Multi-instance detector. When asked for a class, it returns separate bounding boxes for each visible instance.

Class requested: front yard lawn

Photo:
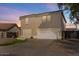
[0,39,26,46]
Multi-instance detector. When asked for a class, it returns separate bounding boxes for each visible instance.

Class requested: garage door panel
[37,29,59,39]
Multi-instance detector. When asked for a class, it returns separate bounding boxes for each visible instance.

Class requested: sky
[0,3,60,27]
[0,3,73,27]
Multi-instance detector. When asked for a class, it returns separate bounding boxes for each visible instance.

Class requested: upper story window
[25,18,29,24]
[42,16,47,22]
[47,15,51,21]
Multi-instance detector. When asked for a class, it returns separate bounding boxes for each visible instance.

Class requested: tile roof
[0,23,18,31]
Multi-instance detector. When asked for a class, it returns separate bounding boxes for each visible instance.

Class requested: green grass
[0,39,26,46]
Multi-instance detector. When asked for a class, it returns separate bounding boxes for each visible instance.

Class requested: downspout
[60,11,66,39]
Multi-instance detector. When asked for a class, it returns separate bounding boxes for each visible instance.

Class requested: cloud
[46,3,59,11]
[0,6,33,27]
[0,4,60,27]
[0,6,33,20]
[0,4,59,21]
[0,19,21,27]
[0,6,31,14]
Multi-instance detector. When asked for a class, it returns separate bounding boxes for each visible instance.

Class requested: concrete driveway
[0,39,79,56]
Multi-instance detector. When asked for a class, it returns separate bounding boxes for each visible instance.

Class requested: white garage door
[36,29,61,39]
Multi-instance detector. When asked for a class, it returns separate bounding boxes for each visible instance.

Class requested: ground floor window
[7,32,18,38]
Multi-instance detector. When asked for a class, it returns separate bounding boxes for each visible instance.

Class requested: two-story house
[20,10,65,39]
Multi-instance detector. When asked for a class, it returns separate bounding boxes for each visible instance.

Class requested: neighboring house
[0,23,19,38]
[63,23,79,39]
[20,10,65,39]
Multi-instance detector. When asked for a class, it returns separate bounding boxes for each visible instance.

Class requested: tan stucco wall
[22,29,31,38]
[51,12,64,29]
[21,12,64,29]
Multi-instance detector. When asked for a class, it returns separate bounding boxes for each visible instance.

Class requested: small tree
[58,3,79,23]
